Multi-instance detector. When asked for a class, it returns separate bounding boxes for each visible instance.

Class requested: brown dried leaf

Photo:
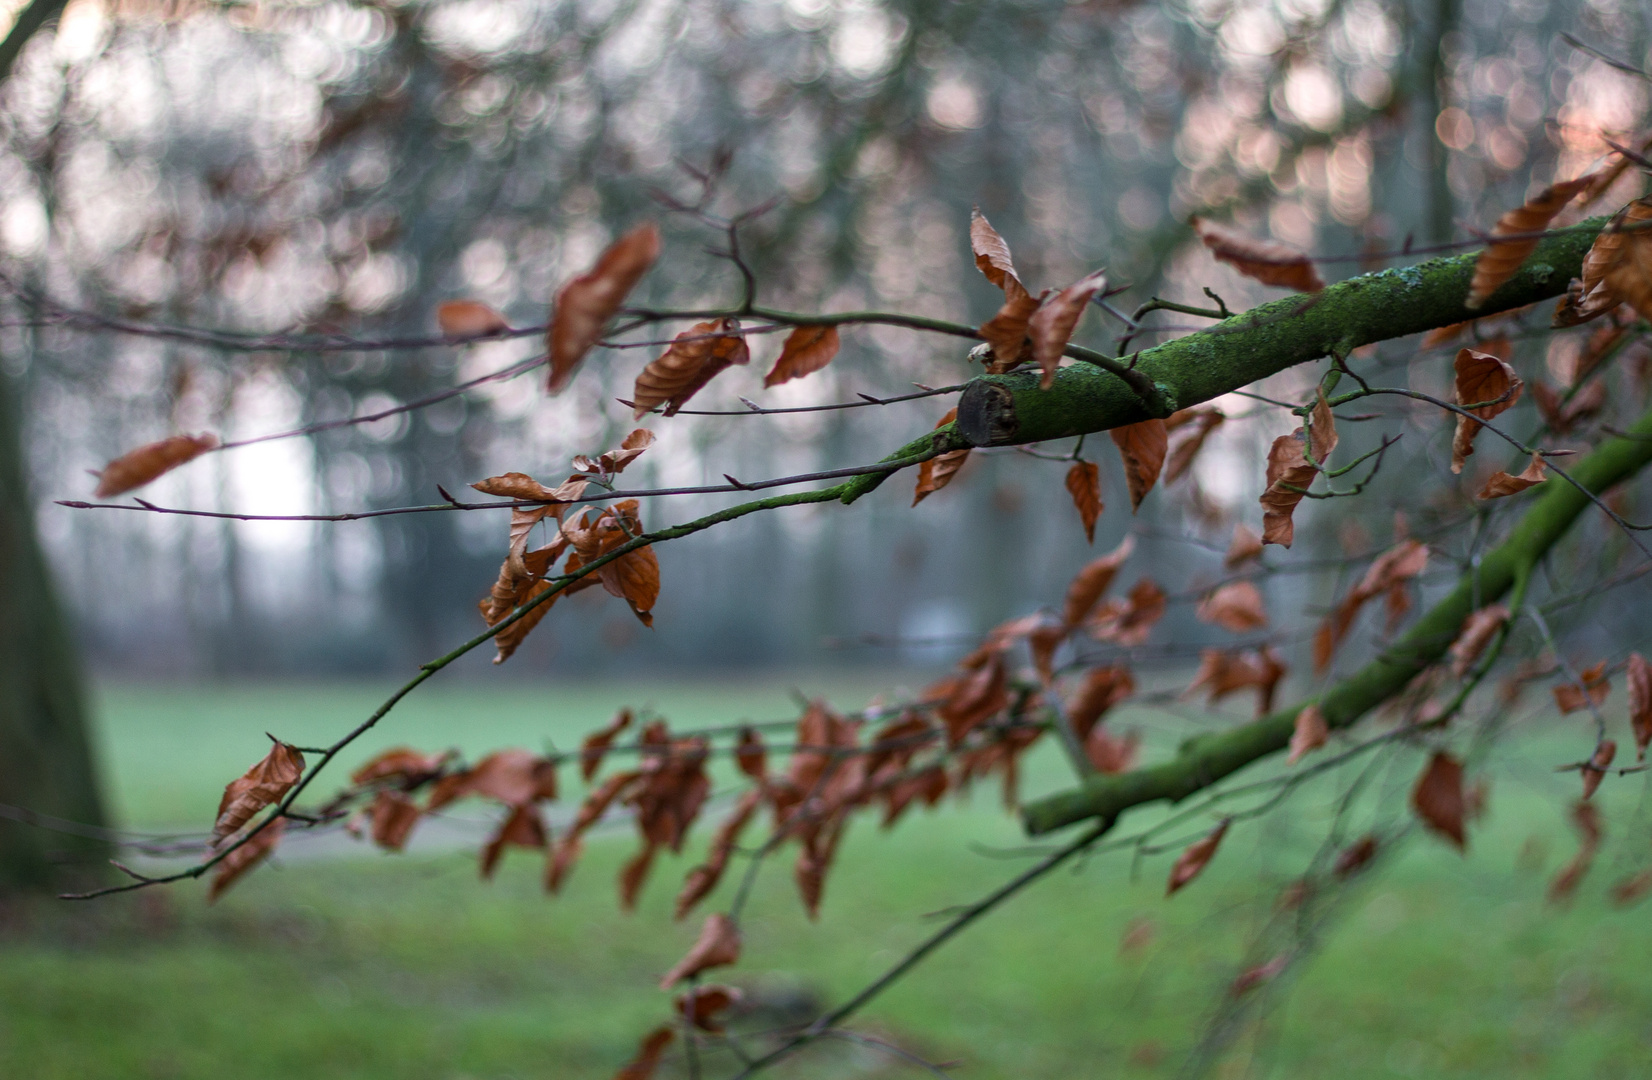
[599,546,661,627]
[1531,379,1606,435]
[208,817,285,902]
[613,1026,675,1080]
[351,747,447,787]
[1448,604,1510,677]
[437,300,510,337]
[1451,348,1524,474]
[1286,704,1329,765]
[676,985,743,1035]
[912,408,971,505]
[1610,869,1652,907]
[632,317,750,418]
[1163,407,1225,484]
[1476,453,1548,499]
[1085,725,1141,774]
[1167,818,1230,895]
[1549,799,1603,904]
[978,278,1042,370]
[548,222,660,392]
[1191,217,1324,292]
[1064,460,1103,543]
[734,727,767,782]
[1111,420,1168,512]
[369,791,421,852]
[1411,751,1467,851]
[675,788,763,920]
[214,741,305,842]
[1553,660,1610,715]
[1581,740,1617,800]
[970,208,1021,291]
[1601,195,1652,323]
[659,912,742,989]
[1333,834,1379,878]
[1224,524,1264,568]
[764,324,840,387]
[1186,647,1287,716]
[94,433,219,498]
[1027,269,1108,389]
[1313,539,1430,671]
[1196,580,1268,633]
[1067,665,1136,740]
[1088,578,1166,647]
[580,709,634,782]
[1465,176,1596,309]
[596,429,656,475]
[1629,652,1652,761]
[1259,429,1318,547]
[480,803,548,879]
[619,841,658,911]
[428,748,557,810]
[1062,535,1135,627]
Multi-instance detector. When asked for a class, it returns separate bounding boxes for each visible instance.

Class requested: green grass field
[2,679,1650,1079]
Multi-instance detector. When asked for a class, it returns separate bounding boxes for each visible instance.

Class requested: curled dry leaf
[1111,419,1168,512]
[613,1026,675,1080]
[764,324,839,387]
[548,222,660,392]
[675,788,763,919]
[1087,578,1166,647]
[1186,646,1287,716]
[1411,751,1467,851]
[1451,348,1524,474]
[351,747,448,787]
[1465,175,1596,309]
[429,748,557,810]
[208,816,285,902]
[970,208,1021,291]
[1163,407,1225,484]
[659,912,742,989]
[1191,217,1324,292]
[632,317,750,418]
[1064,460,1103,543]
[1553,660,1610,715]
[1259,429,1317,547]
[214,741,305,842]
[1313,539,1430,672]
[1333,834,1380,878]
[1477,452,1548,499]
[734,727,767,782]
[1085,725,1140,774]
[1611,868,1652,907]
[676,985,743,1035]
[369,791,421,852]
[619,841,658,910]
[1167,818,1230,895]
[1628,652,1652,761]
[1067,665,1136,740]
[581,709,634,782]
[1286,704,1328,765]
[979,279,1042,370]
[94,433,219,498]
[1062,536,1134,627]
[1027,269,1107,390]
[591,429,656,476]
[480,803,548,879]
[912,408,971,505]
[1601,194,1652,323]
[1224,524,1264,568]
[1549,799,1603,904]
[436,299,510,337]
[1196,580,1267,633]
[1581,740,1617,800]
[1448,604,1510,677]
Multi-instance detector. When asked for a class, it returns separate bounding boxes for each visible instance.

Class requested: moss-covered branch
[1022,402,1652,835]
[956,219,1606,445]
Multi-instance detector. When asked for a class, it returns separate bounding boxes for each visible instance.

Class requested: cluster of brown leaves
[1313,538,1429,672]
[1465,175,1598,309]
[1259,393,1337,547]
[970,210,1106,389]
[471,430,660,662]
[1553,194,1652,328]
[1186,645,1286,717]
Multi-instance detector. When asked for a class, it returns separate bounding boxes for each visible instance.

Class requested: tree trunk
[0,365,108,891]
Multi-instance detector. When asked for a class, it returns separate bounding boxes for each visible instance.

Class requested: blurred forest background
[5,0,1645,680]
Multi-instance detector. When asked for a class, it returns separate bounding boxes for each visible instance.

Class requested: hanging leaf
[676,985,743,1035]
[970,208,1022,291]
[1066,665,1136,740]
[207,817,285,902]
[351,747,448,787]
[1259,429,1317,547]
[593,429,657,475]
[1447,604,1510,677]
[1530,379,1607,435]
[912,408,971,505]
[1476,453,1547,499]
[1230,956,1289,997]
[1087,578,1167,647]
[1163,407,1225,484]
[1411,751,1467,851]
[978,280,1043,371]
[428,748,558,810]
[1195,581,1268,633]
[1027,269,1108,390]
[1062,536,1135,627]
[1549,799,1603,904]
[1064,460,1103,543]
[1224,524,1264,568]
[632,317,750,418]
[480,803,548,879]
[1308,389,1339,465]
[1451,349,1524,474]
[659,912,742,988]
[1286,704,1329,765]
[580,709,634,782]
[1465,175,1596,309]
[675,788,763,919]
[1111,420,1168,512]
[1191,217,1324,292]
[1610,869,1652,907]
[1186,647,1287,716]
[764,324,840,387]
[1167,818,1231,895]
[94,433,219,498]
[1629,653,1652,761]
[369,791,421,852]
[548,222,661,392]
[1580,740,1617,800]
[1553,660,1610,715]
[214,741,305,842]
[1601,194,1652,322]
[1333,834,1380,878]
[1313,539,1430,671]
[734,727,767,782]
[437,300,510,337]
[613,1026,675,1080]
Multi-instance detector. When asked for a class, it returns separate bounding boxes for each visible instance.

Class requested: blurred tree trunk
[0,366,109,890]
[0,0,109,892]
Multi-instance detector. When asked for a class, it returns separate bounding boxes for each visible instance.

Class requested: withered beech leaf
[1313,539,1430,672]
[676,985,743,1035]
[1163,407,1225,484]
[1230,956,1289,997]
[1411,751,1467,851]
[1027,269,1108,390]
[1067,665,1136,741]
[1476,452,1547,499]
[599,545,661,627]
[764,324,840,388]
[1259,429,1317,547]
[619,841,658,911]
[970,208,1021,291]
[437,299,510,337]
[979,279,1042,371]
[470,471,586,503]
[734,726,767,782]
[488,579,558,664]
[428,748,557,810]
[214,741,305,842]
[1601,194,1652,323]
[208,817,285,902]
[659,912,742,989]
[1448,604,1510,677]
[548,222,660,393]
[1451,348,1524,474]
[1087,578,1166,648]
[1581,740,1617,800]
[369,791,421,852]
[1308,390,1339,466]
[613,1026,675,1080]
[1549,799,1603,904]
[581,709,634,782]
[94,433,219,498]
[1224,524,1264,568]
[351,747,448,787]
[480,803,548,879]
[632,317,750,418]
[1064,460,1103,543]
[595,429,656,475]
[675,788,763,920]
[1286,704,1329,765]
[1629,652,1652,761]
[1085,725,1141,774]
[1610,869,1652,907]
[1185,646,1287,716]
[1167,818,1231,895]
[1111,420,1168,512]
[1465,175,1596,309]
[1191,217,1324,292]
[1196,580,1268,633]
[1062,536,1135,627]
[912,408,971,506]
[1333,834,1380,878]
[1553,660,1610,715]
